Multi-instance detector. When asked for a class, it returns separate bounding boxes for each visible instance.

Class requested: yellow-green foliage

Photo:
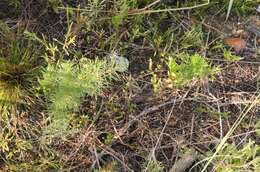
[223,49,242,61]
[167,53,218,86]
[112,0,138,27]
[40,59,117,138]
[210,140,260,171]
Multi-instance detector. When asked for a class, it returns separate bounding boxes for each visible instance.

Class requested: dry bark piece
[224,37,246,53]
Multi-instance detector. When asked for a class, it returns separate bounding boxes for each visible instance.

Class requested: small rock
[109,52,129,72]
[257,5,260,13]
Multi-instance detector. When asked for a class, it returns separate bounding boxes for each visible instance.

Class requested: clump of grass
[180,27,203,49]
[167,53,219,86]
[0,137,33,161]
[112,0,134,28]
[0,22,42,113]
[225,0,257,19]
[0,22,47,171]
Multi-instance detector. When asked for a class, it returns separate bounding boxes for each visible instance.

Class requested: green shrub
[40,59,118,138]
[167,53,218,86]
[209,140,260,172]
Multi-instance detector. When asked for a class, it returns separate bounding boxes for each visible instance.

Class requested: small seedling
[223,49,242,61]
[196,106,230,118]
[167,53,218,87]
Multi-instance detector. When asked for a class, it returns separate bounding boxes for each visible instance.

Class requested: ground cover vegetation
[0,0,260,171]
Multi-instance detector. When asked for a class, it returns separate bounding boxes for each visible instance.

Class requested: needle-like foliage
[40,59,117,138]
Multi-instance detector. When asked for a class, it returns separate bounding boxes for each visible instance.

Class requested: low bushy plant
[167,53,219,86]
[40,59,118,138]
[209,140,260,171]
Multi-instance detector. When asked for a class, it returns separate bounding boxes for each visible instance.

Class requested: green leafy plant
[209,140,260,172]
[40,59,118,138]
[201,94,260,171]
[104,132,114,145]
[149,59,163,92]
[27,22,123,139]
[167,53,218,86]
[223,49,242,61]
[7,0,21,9]
[196,106,230,118]
[212,41,242,61]
[112,0,137,28]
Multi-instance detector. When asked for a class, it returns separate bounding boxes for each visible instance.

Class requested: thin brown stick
[128,0,210,16]
[145,104,175,171]
[128,0,161,15]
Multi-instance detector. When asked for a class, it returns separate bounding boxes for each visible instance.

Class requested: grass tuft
[0,22,42,112]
